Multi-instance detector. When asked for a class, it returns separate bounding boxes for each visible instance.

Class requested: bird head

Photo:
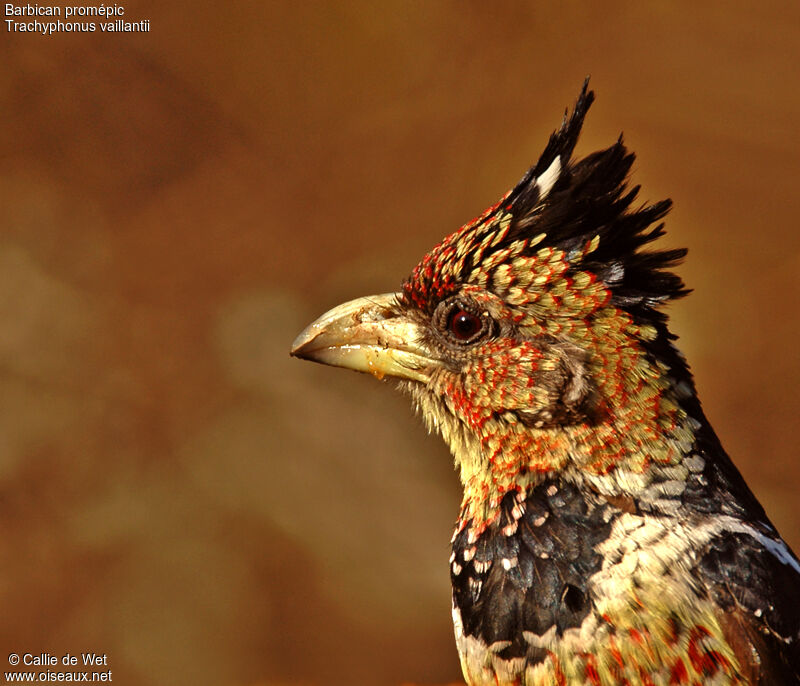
[292,82,699,527]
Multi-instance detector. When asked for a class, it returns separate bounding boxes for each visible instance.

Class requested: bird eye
[449,309,482,340]
[434,300,492,346]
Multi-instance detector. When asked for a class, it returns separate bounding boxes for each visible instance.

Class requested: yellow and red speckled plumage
[406,206,691,537]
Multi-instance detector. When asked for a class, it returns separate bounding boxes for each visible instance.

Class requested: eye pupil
[450,309,481,340]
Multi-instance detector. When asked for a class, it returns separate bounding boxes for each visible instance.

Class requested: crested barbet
[290,82,800,685]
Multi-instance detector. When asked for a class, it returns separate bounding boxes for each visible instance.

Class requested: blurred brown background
[1,2,799,685]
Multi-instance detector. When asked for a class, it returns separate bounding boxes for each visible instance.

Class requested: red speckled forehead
[402,197,509,312]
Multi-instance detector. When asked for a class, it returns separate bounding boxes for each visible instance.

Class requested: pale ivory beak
[290,293,438,383]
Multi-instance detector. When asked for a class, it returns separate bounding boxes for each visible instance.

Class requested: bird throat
[414,340,702,539]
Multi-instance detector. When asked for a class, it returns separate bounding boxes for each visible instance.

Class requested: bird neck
[443,345,703,536]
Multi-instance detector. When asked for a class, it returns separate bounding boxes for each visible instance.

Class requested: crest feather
[500,81,688,312]
[403,81,689,318]
[505,78,595,220]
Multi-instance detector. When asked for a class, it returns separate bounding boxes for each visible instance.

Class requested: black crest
[501,79,688,313]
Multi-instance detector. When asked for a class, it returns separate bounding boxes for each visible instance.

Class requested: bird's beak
[291,293,438,384]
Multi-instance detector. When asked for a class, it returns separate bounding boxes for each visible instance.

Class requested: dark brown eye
[433,298,493,346]
[449,309,482,340]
